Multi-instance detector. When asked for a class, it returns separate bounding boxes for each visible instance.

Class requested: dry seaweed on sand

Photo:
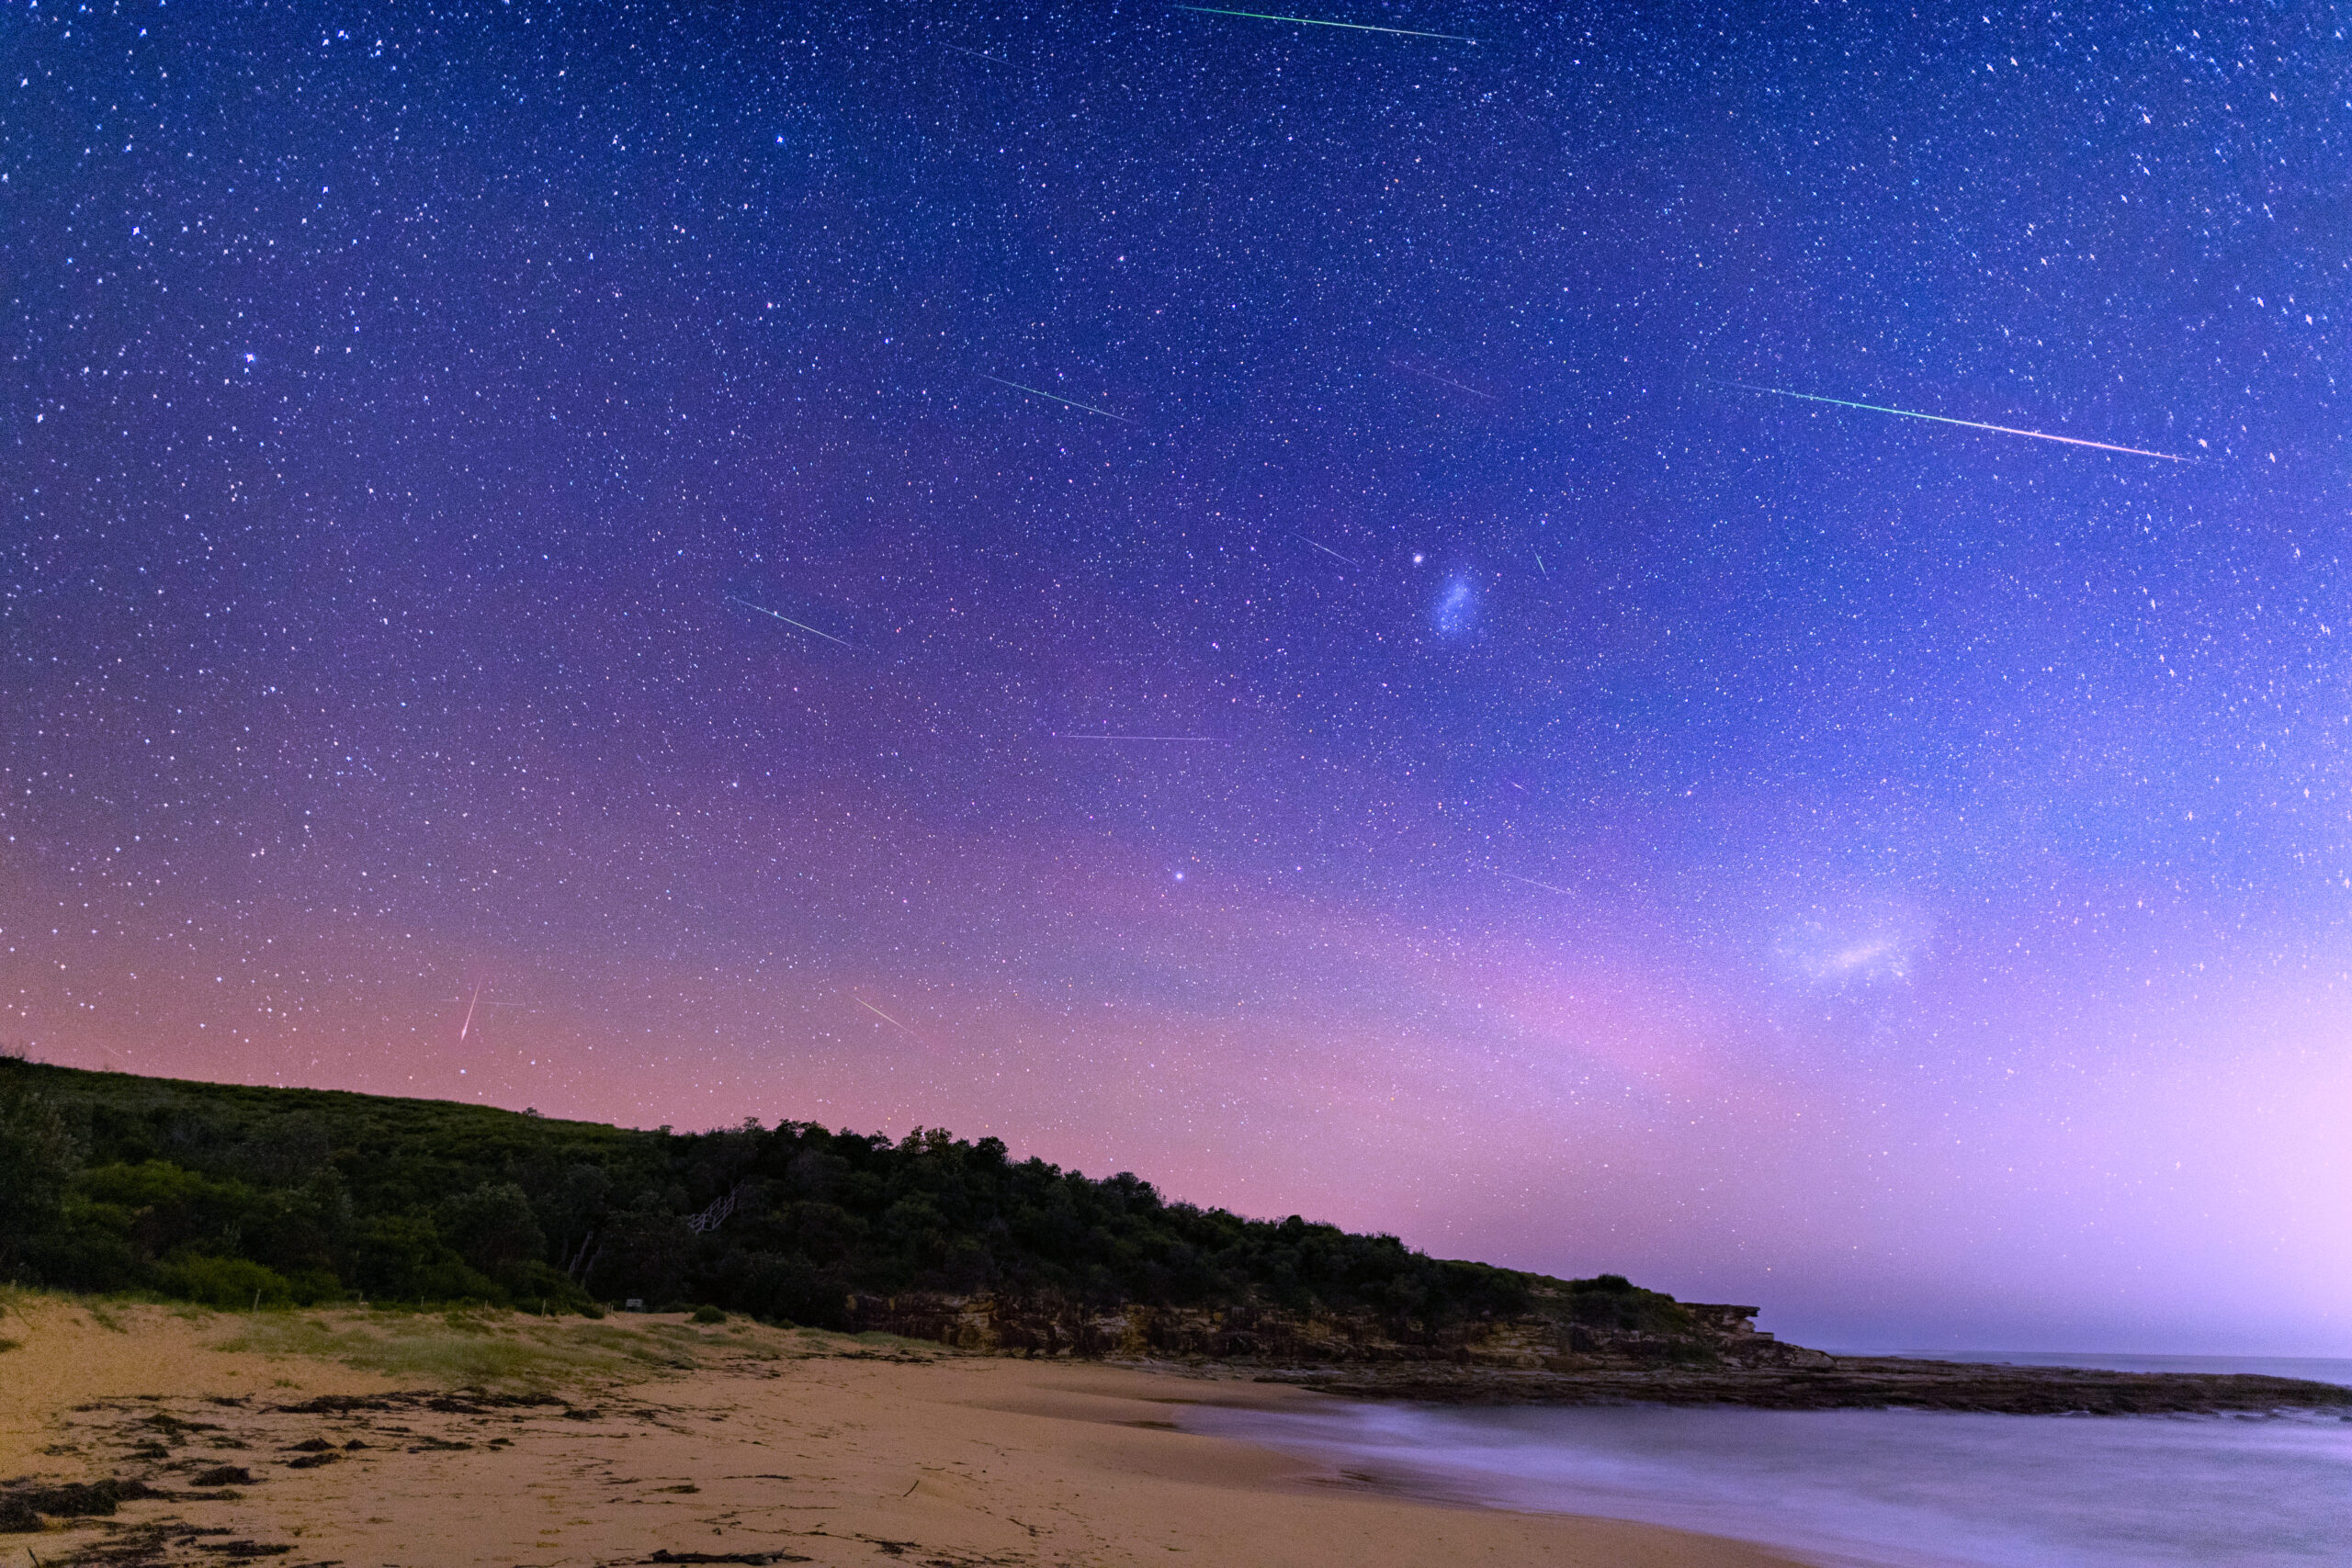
[0,1475,160,1521]
[190,1543,292,1560]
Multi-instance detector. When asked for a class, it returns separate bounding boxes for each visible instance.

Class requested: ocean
[1865,1350,2352,1386]
[1182,1359,2352,1568]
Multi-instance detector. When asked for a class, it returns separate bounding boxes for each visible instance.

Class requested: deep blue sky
[6,1,2348,1352]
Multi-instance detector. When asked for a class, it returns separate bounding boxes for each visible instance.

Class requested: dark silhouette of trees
[0,1059,1647,1335]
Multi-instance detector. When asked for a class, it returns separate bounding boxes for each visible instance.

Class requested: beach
[0,1296,1799,1568]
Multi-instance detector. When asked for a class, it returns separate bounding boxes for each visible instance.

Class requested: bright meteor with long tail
[1725,382,2193,462]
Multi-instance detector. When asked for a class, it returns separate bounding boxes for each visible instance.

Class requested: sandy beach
[0,1295,1803,1568]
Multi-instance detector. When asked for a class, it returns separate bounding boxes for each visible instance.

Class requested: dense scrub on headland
[0,1056,1676,1335]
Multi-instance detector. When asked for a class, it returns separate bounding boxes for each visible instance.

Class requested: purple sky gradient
[6,1,2347,1353]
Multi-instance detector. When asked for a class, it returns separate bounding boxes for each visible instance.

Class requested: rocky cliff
[842,1289,2352,1415]
[843,1282,1833,1372]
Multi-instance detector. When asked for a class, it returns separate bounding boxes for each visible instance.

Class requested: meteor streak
[981,374,1132,422]
[1049,733,1232,743]
[854,996,927,1043]
[458,980,483,1043]
[1495,868,1573,895]
[1394,360,1497,399]
[1174,6,1478,40]
[1295,533,1363,568]
[727,594,854,648]
[1725,382,2192,462]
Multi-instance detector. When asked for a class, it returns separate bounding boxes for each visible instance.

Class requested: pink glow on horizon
[12,838,2348,1358]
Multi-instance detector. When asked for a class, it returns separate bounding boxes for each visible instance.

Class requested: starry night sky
[6,2,2348,1352]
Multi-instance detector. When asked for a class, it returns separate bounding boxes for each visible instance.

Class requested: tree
[0,1067,77,1276]
[442,1181,547,1280]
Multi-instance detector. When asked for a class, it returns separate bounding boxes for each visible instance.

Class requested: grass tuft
[210,1309,790,1390]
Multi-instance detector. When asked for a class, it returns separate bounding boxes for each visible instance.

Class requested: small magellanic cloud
[1433,575,1476,638]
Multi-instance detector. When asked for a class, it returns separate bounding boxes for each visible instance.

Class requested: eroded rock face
[839,1292,1831,1371]
[835,1293,2351,1415]
[1272,1359,2352,1415]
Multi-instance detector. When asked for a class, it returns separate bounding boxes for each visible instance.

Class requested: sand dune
[0,1297,1801,1567]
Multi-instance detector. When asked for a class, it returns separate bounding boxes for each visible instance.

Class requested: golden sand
[0,1296,1802,1567]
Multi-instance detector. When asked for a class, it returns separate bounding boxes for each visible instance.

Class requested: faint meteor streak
[727,594,854,648]
[1049,732,1233,743]
[981,374,1132,422]
[1295,533,1363,568]
[1494,868,1573,895]
[1724,382,2192,462]
[1394,360,1497,399]
[854,996,927,1043]
[1174,6,1478,40]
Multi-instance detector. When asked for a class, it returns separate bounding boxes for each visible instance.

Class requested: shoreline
[1244,1356,2352,1415]
[0,1296,1809,1568]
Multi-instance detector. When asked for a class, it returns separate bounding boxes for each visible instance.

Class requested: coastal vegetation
[0,1057,1671,1336]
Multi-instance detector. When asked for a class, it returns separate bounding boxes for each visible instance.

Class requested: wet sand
[0,1296,1805,1567]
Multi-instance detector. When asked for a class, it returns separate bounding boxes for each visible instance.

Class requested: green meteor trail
[1725,382,2192,462]
[981,373,1132,422]
[1173,5,1477,40]
[726,594,853,648]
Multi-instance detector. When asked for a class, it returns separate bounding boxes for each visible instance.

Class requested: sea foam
[1187,1382,2352,1568]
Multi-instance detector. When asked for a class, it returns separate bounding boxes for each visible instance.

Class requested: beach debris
[193,1542,293,1558]
[0,1476,159,1519]
[644,1554,813,1565]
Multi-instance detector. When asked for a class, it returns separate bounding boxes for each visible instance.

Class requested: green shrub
[442,1181,545,1280]
[351,1214,499,1303]
[79,1159,258,1263]
[0,1069,78,1274]
[156,1253,295,1309]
